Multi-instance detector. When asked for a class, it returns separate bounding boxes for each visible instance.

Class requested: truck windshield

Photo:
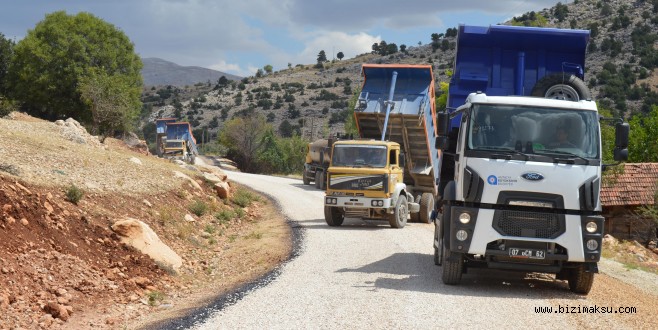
[332,145,387,168]
[165,141,183,148]
[467,104,600,160]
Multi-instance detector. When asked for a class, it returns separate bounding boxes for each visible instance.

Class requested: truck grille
[493,210,565,239]
[329,174,386,191]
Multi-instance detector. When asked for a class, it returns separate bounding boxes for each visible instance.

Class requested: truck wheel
[156,136,163,157]
[314,172,321,189]
[442,247,463,285]
[388,196,408,228]
[319,171,327,190]
[568,265,594,294]
[433,217,443,266]
[530,73,590,101]
[419,193,434,224]
[324,206,344,226]
[303,171,310,185]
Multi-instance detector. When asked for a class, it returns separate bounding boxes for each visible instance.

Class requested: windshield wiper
[535,150,590,164]
[474,147,530,161]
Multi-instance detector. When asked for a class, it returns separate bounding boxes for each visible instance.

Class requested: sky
[0,0,566,77]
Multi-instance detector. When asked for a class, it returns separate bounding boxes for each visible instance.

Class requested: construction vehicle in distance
[433,24,629,294]
[323,64,441,228]
[303,138,333,190]
[154,118,198,164]
[155,118,176,157]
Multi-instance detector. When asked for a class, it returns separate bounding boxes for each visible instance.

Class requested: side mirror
[435,136,449,150]
[615,122,629,149]
[437,112,450,136]
[614,148,628,162]
[399,153,406,169]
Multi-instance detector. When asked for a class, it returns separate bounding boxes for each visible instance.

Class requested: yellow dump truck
[324,139,420,228]
[323,64,439,228]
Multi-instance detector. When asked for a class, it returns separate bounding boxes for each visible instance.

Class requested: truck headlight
[586,239,599,251]
[326,197,337,205]
[456,230,468,241]
[371,200,383,207]
[585,222,597,233]
[458,213,471,224]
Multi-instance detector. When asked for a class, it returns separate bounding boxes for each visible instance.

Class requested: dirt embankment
[0,112,291,329]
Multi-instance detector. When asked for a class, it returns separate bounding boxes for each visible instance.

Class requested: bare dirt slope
[0,112,291,329]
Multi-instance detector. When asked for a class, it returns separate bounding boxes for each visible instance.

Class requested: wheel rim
[544,84,580,101]
[399,203,407,224]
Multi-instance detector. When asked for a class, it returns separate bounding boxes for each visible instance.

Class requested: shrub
[215,209,236,223]
[65,184,84,205]
[147,291,166,306]
[189,199,208,216]
[232,188,260,207]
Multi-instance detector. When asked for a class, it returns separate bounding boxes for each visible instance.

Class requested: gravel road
[184,168,655,329]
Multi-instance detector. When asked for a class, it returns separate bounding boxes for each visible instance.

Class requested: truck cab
[324,140,419,228]
[164,139,187,156]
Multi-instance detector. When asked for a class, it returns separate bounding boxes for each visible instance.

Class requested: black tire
[419,193,434,224]
[156,135,163,157]
[319,171,327,190]
[302,170,311,185]
[433,217,443,266]
[315,171,321,189]
[410,210,420,223]
[388,196,408,228]
[324,206,344,226]
[442,246,463,285]
[530,73,590,101]
[568,265,594,294]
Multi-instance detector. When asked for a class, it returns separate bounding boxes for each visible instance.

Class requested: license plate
[508,248,546,259]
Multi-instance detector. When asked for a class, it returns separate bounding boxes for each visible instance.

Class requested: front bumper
[447,205,604,263]
[325,195,392,208]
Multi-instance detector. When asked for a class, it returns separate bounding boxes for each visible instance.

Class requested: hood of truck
[461,158,601,211]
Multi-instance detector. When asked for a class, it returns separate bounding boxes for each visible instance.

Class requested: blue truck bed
[354,64,440,195]
[448,24,590,128]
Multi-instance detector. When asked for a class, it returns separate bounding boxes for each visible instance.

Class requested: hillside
[141,0,658,145]
[141,57,241,87]
[0,112,290,328]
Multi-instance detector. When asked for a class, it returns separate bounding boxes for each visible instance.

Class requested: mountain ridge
[141,57,241,87]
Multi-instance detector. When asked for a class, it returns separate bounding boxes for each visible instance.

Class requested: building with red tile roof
[600,163,658,242]
[600,163,658,206]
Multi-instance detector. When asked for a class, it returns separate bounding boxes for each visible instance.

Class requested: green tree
[372,43,380,54]
[628,105,658,162]
[279,119,294,137]
[7,11,143,123]
[0,33,14,96]
[336,52,344,60]
[317,50,327,63]
[553,2,569,22]
[400,44,407,52]
[264,64,273,74]
[217,75,229,87]
[219,114,269,172]
[78,68,140,138]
